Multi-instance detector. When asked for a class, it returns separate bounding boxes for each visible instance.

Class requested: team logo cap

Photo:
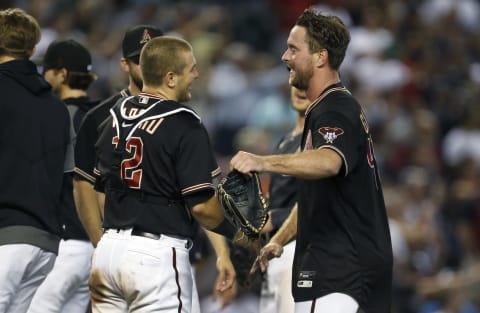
[122,25,163,58]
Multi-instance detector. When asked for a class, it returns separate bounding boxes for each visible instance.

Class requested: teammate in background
[28,39,99,313]
[74,25,163,246]
[231,8,393,313]
[90,36,238,313]
[259,86,309,313]
[0,8,73,313]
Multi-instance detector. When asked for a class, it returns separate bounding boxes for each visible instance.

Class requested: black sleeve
[310,110,358,177]
[74,112,97,183]
[176,121,219,197]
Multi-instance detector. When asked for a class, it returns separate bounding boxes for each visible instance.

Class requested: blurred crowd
[4,0,480,312]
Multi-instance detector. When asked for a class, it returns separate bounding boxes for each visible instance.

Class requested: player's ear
[166,71,176,88]
[60,68,68,83]
[120,58,129,73]
[314,48,328,68]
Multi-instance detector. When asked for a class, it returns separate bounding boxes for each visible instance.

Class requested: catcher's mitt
[217,170,268,239]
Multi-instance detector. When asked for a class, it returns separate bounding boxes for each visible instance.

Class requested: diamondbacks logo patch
[140,29,152,44]
[318,127,344,143]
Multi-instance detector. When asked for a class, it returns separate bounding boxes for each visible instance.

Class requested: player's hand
[214,255,236,293]
[213,280,238,308]
[230,151,264,174]
[250,241,283,274]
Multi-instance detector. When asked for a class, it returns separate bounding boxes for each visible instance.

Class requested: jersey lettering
[112,136,144,189]
[138,118,164,134]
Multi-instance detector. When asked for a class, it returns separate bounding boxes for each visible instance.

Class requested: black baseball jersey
[94,93,221,238]
[268,132,301,231]
[61,97,100,240]
[293,83,393,313]
[0,60,71,248]
[74,88,130,183]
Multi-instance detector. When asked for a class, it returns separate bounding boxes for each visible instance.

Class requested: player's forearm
[191,195,225,229]
[205,228,230,258]
[261,149,341,179]
[73,179,103,246]
[270,204,298,246]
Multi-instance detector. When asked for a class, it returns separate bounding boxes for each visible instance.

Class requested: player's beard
[130,70,143,91]
[177,88,191,102]
[290,63,313,91]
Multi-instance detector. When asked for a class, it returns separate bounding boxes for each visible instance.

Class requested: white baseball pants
[0,244,56,313]
[27,239,94,313]
[260,240,296,313]
[90,228,194,313]
[295,293,359,313]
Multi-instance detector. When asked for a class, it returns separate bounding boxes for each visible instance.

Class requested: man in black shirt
[90,36,240,313]
[232,8,393,313]
[28,39,99,313]
[0,8,73,313]
[74,25,163,246]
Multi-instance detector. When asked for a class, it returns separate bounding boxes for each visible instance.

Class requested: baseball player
[89,36,239,313]
[27,39,99,313]
[259,86,310,313]
[74,25,164,246]
[231,8,393,313]
[0,8,74,313]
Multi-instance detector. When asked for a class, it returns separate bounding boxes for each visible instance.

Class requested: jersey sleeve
[74,112,97,183]
[309,110,359,177]
[175,122,220,204]
[64,117,75,173]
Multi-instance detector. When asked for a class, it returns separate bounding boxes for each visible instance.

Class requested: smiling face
[282,26,314,91]
[175,50,199,102]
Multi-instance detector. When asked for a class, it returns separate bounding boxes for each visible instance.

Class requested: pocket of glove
[217,170,268,238]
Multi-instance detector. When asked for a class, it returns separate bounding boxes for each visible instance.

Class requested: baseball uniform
[294,83,393,313]
[91,93,221,312]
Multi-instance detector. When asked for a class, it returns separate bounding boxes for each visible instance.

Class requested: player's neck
[307,71,340,102]
[128,81,142,96]
[142,85,176,101]
[59,87,87,100]
[0,55,16,64]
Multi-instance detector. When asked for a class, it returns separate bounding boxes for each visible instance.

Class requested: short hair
[296,7,350,70]
[140,36,193,87]
[0,8,41,59]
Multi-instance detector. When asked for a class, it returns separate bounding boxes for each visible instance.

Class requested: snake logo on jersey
[318,127,344,144]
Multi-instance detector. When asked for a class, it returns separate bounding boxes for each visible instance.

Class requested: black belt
[105,227,191,244]
[131,228,161,240]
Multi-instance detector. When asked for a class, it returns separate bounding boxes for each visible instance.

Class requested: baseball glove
[217,170,268,239]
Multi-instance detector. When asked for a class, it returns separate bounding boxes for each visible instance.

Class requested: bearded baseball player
[89,36,239,313]
[231,8,393,313]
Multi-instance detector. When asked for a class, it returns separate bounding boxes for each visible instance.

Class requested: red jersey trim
[305,87,350,116]
[181,183,214,194]
[211,167,221,178]
[74,167,96,183]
